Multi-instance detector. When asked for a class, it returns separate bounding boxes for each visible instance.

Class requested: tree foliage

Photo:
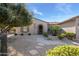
[0,3,33,30]
[0,3,33,55]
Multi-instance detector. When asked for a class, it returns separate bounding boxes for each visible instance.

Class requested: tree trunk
[0,32,7,56]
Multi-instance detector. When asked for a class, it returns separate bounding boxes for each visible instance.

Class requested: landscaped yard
[7,34,79,56]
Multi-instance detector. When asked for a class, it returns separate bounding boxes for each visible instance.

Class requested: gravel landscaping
[7,35,79,56]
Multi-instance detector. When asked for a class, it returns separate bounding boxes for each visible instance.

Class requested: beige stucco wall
[14,27,21,34]
[14,18,48,34]
[28,19,48,34]
[62,27,76,33]
[76,18,79,40]
[59,20,76,33]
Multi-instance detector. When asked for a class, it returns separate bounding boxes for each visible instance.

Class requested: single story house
[57,16,79,33]
[11,16,79,39]
[14,18,48,34]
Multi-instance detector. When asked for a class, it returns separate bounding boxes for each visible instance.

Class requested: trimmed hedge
[57,32,76,40]
[57,33,66,39]
[65,32,76,40]
[47,45,79,56]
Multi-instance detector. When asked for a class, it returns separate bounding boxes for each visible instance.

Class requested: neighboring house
[14,18,48,34]
[57,16,79,33]
[57,16,79,39]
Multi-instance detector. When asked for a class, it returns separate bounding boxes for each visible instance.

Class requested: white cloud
[32,8,43,16]
[55,3,73,14]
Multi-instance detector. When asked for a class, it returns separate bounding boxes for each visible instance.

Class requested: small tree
[49,25,61,36]
[0,3,32,56]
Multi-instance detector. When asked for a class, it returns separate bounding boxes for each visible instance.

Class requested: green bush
[47,37,52,40]
[43,32,48,37]
[48,25,62,36]
[57,33,66,39]
[47,45,79,56]
[10,28,16,32]
[65,32,76,40]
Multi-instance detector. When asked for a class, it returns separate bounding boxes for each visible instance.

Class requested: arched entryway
[38,25,43,34]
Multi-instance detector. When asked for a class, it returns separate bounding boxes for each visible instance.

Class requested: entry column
[76,18,79,40]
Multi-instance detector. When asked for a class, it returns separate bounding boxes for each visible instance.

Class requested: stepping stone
[8,46,14,51]
[29,50,39,55]
[8,46,17,56]
[16,52,23,56]
[37,43,45,46]
[35,46,43,49]
[8,49,16,56]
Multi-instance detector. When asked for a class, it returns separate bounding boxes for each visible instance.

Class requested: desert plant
[49,25,62,36]
[43,32,48,37]
[57,33,66,40]
[65,32,76,40]
[47,45,79,56]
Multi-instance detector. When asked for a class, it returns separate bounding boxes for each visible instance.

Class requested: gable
[33,18,48,24]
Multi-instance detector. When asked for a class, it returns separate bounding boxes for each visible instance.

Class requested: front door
[38,25,43,34]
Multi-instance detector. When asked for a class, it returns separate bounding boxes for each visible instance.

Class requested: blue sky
[26,3,79,22]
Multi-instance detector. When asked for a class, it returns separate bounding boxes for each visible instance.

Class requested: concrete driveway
[7,35,77,56]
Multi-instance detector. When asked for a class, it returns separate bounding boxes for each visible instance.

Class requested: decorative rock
[16,52,23,56]
[9,49,16,56]
[25,48,27,49]
[37,43,45,46]
[8,46,17,56]
[35,46,43,49]
[8,46,14,51]
[29,50,39,55]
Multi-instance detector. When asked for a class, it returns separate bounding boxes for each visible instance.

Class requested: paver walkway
[7,35,79,56]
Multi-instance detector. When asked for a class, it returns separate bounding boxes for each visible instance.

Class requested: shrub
[57,33,66,39]
[10,28,16,34]
[65,32,76,40]
[43,32,48,37]
[20,33,24,36]
[47,45,79,56]
[48,25,62,36]
[12,28,16,32]
[28,33,31,35]
[47,37,52,40]
[14,33,17,36]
